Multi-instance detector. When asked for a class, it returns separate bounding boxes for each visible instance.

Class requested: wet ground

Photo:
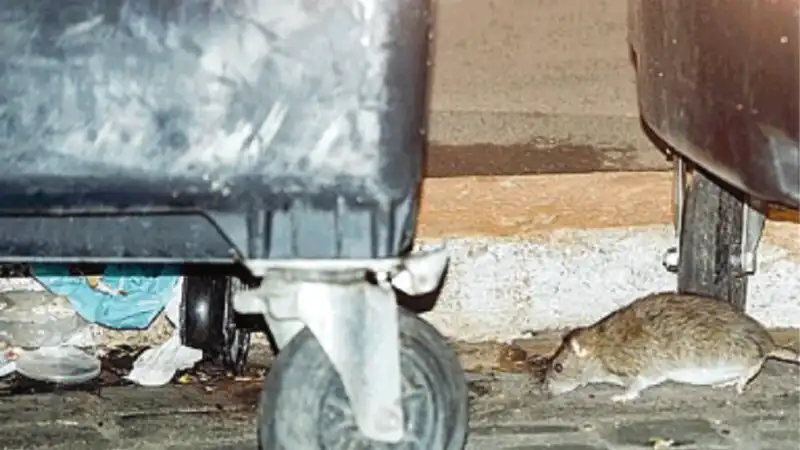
[0,337,797,450]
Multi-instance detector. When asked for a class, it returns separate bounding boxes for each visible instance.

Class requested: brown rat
[542,291,800,402]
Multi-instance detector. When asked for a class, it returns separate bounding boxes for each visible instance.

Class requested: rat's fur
[542,292,800,402]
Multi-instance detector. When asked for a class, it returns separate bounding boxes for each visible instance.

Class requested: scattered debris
[649,436,675,448]
[497,343,529,371]
[32,264,180,331]
[645,436,694,448]
[496,342,551,383]
[0,342,269,400]
[124,291,203,387]
[466,376,493,400]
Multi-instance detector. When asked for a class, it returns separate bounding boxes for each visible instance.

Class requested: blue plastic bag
[31,264,181,330]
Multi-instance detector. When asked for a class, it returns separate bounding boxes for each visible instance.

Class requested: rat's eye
[553,363,563,373]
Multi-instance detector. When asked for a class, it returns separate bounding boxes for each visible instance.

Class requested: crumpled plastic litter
[0,290,101,384]
[31,264,181,330]
[15,346,102,384]
[0,267,203,387]
[0,348,19,378]
[0,290,95,347]
[124,290,203,387]
[0,345,103,385]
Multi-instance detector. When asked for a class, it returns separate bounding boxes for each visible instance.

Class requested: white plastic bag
[125,287,203,386]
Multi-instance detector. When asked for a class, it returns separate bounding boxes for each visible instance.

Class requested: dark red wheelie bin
[628,0,799,308]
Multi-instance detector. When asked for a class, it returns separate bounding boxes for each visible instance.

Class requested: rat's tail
[768,347,800,363]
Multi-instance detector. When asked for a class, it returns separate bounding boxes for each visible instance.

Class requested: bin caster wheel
[677,171,748,309]
[181,275,251,374]
[258,308,468,450]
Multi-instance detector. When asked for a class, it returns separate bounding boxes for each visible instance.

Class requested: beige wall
[428,0,648,151]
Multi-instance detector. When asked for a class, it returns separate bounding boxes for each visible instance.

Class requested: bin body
[628,0,799,207]
[0,0,432,263]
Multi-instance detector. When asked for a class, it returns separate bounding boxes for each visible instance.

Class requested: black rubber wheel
[181,275,251,374]
[258,308,468,450]
[677,170,748,309]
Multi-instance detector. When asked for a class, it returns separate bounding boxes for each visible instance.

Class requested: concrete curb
[421,225,800,342]
[2,222,797,349]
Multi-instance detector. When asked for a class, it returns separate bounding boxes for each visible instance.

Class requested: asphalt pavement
[1,350,797,450]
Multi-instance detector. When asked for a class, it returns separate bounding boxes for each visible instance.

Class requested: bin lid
[15,346,101,384]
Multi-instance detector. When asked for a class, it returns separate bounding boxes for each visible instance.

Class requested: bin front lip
[640,118,800,209]
[0,174,400,213]
[637,111,800,210]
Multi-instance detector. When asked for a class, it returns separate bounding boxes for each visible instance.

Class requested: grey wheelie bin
[0,0,469,448]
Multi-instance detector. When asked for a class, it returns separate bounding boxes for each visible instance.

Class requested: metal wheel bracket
[733,202,766,276]
[232,247,450,443]
[660,155,767,277]
[663,157,687,273]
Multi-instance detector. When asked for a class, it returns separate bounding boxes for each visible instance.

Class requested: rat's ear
[562,327,590,358]
[569,336,590,358]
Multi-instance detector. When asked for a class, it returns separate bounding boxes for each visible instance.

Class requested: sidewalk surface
[466,367,800,450]
[0,340,797,450]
